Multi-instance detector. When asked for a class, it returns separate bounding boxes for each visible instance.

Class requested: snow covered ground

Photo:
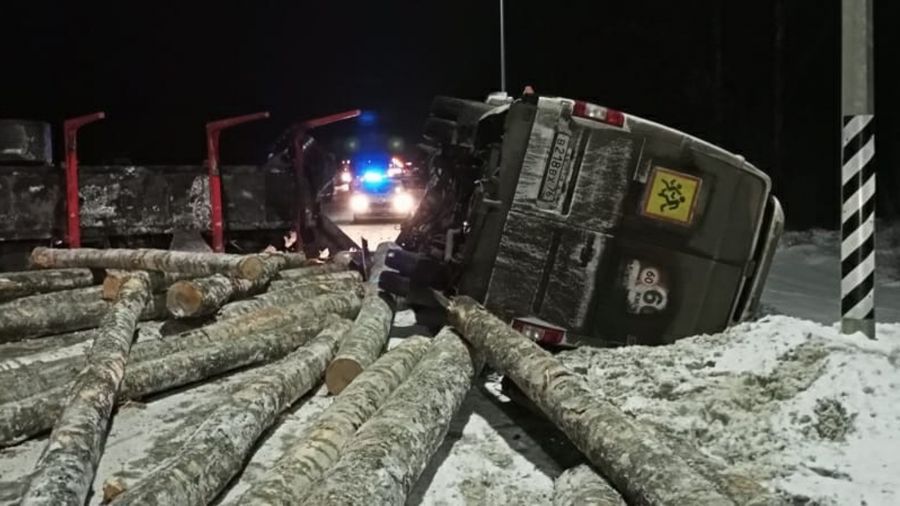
[0,225,898,505]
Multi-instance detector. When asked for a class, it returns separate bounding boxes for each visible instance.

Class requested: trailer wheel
[0,120,53,165]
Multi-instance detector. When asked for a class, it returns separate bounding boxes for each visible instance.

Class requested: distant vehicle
[348,167,417,223]
[332,159,354,198]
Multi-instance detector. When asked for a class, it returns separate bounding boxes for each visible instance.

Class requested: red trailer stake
[63,112,106,248]
[205,112,269,252]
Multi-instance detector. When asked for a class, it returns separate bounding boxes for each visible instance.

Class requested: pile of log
[1,245,777,506]
[0,246,373,505]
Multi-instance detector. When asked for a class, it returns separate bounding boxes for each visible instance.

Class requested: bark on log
[20,274,150,506]
[0,268,98,303]
[0,292,357,409]
[166,274,268,318]
[325,290,393,394]
[238,336,432,505]
[0,329,95,372]
[299,327,476,506]
[107,322,349,506]
[218,278,362,320]
[553,465,626,506]
[276,263,349,281]
[447,296,745,506]
[366,241,396,287]
[268,269,362,292]
[0,288,167,342]
[30,247,269,281]
[0,295,361,446]
[0,315,351,448]
[120,315,350,400]
[103,270,193,300]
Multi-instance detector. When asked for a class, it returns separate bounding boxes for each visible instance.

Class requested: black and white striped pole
[841,0,876,338]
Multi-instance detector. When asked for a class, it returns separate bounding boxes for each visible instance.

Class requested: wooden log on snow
[0,292,358,408]
[300,327,477,506]
[102,270,194,300]
[0,295,362,446]
[20,273,150,506]
[237,336,432,505]
[553,465,625,506]
[0,329,95,371]
[0,287,167,342]
[107,321,350,506]
[120,314,350,399]
[447,296,743,506]
[0,268,98,303]
[0,319,338,448]
[325,290,393,394]
[30,247,269,281]
[218,277,362,320]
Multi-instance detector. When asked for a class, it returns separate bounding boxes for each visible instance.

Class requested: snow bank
[559,316,900,506]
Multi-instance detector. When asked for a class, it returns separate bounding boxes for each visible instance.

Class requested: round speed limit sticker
[623,260,669,315]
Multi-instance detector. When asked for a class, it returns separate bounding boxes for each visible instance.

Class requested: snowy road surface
[0,225,898,505]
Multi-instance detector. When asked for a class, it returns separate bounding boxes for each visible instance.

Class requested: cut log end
[101,276,124,301]
[29,247,54,269]
[238,256,266,281]
[325,358,363,395]
[166,282,203,318]
[102,478,128,503]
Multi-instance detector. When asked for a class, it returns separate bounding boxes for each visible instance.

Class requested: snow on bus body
[477,94,783,347]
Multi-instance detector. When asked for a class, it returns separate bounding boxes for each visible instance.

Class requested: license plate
[538,132,570,204]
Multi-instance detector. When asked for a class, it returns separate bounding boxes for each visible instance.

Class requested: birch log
[238,336,432,505]
[107,322,349,506]
[325,290,393,394]
[20,274,150,506]
[0,329,95,371]
[103,270,193,300]
[553,465,626,506]
[260,251,308,269]
[366,241,396,287]
[218,278,361,320]
[447,296,742,506]
[0,297,361,447]
[0,288,167,342]
[30,247,269,281]
[0,292,359,409]
[268,270,362,292]
[0,315,348,447]
[300,328,476,506]
[276,263,349,281]
[167,274,263,318]
[0,268,97,303]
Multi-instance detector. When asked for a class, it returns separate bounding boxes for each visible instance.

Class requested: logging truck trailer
[397,93,785,347]
[0,115,358,271]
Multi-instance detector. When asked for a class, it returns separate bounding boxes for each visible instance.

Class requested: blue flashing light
[359,169,391,193]
[358,111,377,126]
[361,170,385,183]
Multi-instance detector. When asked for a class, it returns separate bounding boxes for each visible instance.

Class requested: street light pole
[840,0,876,338]
[499,0,507,92]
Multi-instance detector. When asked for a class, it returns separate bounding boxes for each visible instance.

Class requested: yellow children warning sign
[641,166,702,225]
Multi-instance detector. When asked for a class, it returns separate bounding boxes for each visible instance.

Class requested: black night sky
[2,1,898,229]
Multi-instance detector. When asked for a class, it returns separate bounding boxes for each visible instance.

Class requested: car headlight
[340,171,352,183]
[350,194,370,213]
[392,192,415,213]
